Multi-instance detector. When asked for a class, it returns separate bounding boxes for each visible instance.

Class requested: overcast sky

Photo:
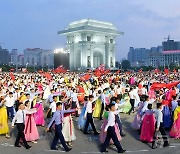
[0,0,180,61]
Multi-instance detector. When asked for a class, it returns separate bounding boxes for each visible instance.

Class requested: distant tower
[58,19,123,70]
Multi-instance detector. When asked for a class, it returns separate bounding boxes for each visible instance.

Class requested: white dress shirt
[104,110,121,131]
[49,101,57,113]
[155,109,163,128]
[12,109,36,126]
[84,101,92,117]
[5,96,16,107]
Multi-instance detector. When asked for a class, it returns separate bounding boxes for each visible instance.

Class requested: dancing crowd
[0,70,180,153]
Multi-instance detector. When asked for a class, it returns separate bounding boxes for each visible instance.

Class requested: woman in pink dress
[140,104,155,143]
[169,101,180,139]
[34,94,45,126]
[24,100,39,143]
[99,106,121,144]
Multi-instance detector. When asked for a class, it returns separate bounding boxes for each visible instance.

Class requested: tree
[121,60,131,70]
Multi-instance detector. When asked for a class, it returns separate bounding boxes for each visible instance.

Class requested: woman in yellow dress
[0,97,10,138]
[93,90,102,119]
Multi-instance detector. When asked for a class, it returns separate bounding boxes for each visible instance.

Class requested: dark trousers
[115,115,123,135]
[84,113,97,133]
[101,126,123,152]
[15,123,29,148]
[152,122,168,146]
[71,101,78,117]
[129,99,135,114]
[51,124,69,151]
[100,103,104,120]
[6,106,14,120]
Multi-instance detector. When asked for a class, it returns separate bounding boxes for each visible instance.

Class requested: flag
[116,70,121,74]
[154,68,160,73]
[138,69,142,73]
[164,68,169,75]
[10,72,15,81]
[173,69,177,73]
[80,74,91,81]
[44,72,52,80]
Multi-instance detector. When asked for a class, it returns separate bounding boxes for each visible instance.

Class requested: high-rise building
[162,39,180,51]
[0,46,9,65]
[24,48,54,68]
[128,47,149,67]
[10,49,18,65]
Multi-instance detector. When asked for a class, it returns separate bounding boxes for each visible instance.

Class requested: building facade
[24,48,54,68]
[10,49,18,65]
[58,19,123,70]
[0,46,9,65]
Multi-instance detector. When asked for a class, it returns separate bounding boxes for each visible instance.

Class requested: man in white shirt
[100,88,108,120]
[101,103,126,153]
[152,103,169,149]
[84,95,99,135]
[12,103,32,149]
[5,92,16,120]
[128,87,136,115]
[46,96,57,118]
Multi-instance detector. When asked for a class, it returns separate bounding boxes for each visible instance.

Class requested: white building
[58,19,123,70]
[24,48,54,68]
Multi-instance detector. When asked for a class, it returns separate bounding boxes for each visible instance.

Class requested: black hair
[56,102,62,108]
[25,100,30,107]
[109,103,115,109]
[53,96,57,99]
[157,103,162,109]
[9,92,13,95]
[89,95,94,100]
[147,103,152,110]
[84,96,88,101]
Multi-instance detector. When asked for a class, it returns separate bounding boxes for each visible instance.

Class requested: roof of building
[58,19,123,35]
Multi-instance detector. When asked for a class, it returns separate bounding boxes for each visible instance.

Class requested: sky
[0,0,180,61]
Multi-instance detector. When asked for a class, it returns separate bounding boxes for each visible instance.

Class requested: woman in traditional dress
[140,104,155,143]
[93,90,102,119]
[78,96,91,131]
[131,96,145,130]
[62,105,76,146]
[99,105,121,144]
[34,94,45,126]
[169,101,180,139]
[162,95,172,129]
[120,90,131,113]
[0,97,10,138]
[24,100,39,143]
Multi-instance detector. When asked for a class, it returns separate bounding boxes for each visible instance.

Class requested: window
[110,57,113,67]
[87,36,91,41]
[110,39,113,43]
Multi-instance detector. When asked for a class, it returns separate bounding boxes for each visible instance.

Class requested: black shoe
[118,149,126,153]
[101,150,108,153]
[121,133,126,137]
[163,143,170,147]
[84,132,90,134]
[51,148,58,150]
[66,148,72,152]
[15,145,21,148]
[152,145,157,149]
[26,145,32,149]
[94,132,100,135]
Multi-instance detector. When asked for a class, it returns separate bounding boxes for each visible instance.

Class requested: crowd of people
[0,70,180,153]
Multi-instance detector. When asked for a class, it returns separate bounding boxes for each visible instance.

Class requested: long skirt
[78,107,92,131]
[162,105,172,129]
[131,113,142,130]
[169,113,180,139]
[140,114,155,142]
[0,106,9,135]
[34,103,45,126]
[93,99,102,118]
[62,116,76,142]
[24,114,39,141]
[99,119,121,144]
